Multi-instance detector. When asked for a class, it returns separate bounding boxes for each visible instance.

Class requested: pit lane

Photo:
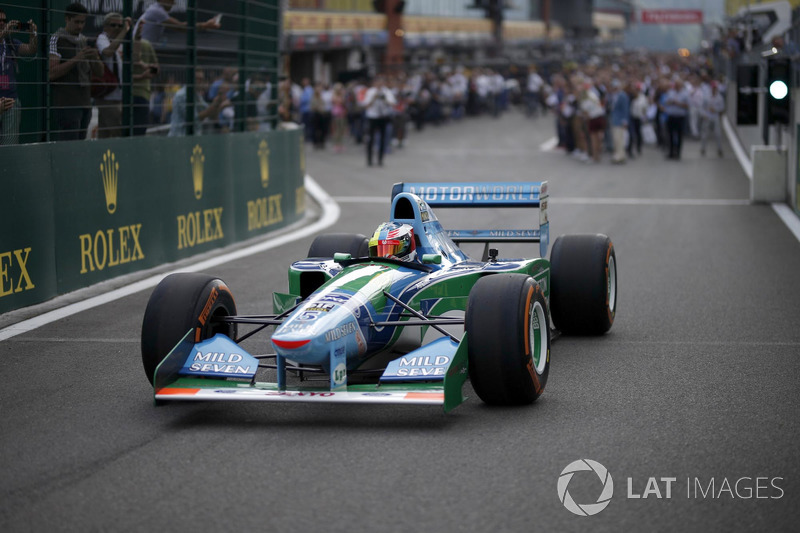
[2,111,799,532]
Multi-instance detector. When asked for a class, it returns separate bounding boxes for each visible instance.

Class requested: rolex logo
[191,144,204,200]
[258,139,270,189]
[100,150,119,214]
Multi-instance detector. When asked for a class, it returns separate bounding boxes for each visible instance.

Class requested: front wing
[153,329,470,412]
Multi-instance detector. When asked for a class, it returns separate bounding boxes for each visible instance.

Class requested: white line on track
[333,196,389,204]
[9,337,140,343]
[723,115,753,180]
[334,196,751,206]
[0,176,340,342]
[562,339,800,346]
[552,197,750,206]
[723,115,800,246]
[772,203,800,242]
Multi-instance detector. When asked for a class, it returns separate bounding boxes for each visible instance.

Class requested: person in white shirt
[526,65,544,117]
[448,67,467,120]
[629,84,649,157]
[489,69,505,117]
[700,82,725,157]
[475,70,490,114]
[688,80,706,139]
[363,76,396,166]
[95,12,131,138]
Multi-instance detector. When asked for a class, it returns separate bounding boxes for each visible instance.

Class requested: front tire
[466,274,550,405]
[140,273,237,385]
[550,234,617,335]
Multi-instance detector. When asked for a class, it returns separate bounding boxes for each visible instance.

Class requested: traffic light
[766,57,791,125]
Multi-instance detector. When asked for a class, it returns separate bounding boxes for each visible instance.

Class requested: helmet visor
[376,239,404,258]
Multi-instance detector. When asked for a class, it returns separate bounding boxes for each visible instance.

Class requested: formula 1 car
[141,181,617,412]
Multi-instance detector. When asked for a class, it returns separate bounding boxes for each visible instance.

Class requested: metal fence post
[187,0,196,136]
[123,0,132,136]
[44,0,51,142]
[237,0,247,133]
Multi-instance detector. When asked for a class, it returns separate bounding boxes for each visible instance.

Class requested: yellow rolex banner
[0,151,56,310]
[0,129,304,314]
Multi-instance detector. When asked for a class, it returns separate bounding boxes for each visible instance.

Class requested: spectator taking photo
[0,7,38,145]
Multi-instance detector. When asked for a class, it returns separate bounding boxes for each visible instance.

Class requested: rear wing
[391,181,549,258]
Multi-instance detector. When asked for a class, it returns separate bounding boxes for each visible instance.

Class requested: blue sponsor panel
[380,337,460,382]
[392,181,548,207]
[180,334,259,379]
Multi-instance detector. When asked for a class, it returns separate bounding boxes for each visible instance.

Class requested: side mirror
[421,254,442,264]
[333,253,352,262]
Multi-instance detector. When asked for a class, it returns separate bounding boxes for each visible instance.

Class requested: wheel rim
[529,300,548,374]
[607,255,617,314]
[208,306,236,340]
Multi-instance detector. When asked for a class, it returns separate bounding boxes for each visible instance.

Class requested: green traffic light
[769,80,789,100]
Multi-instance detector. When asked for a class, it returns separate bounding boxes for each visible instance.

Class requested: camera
[19,22,31,31]
[149,66,158,74]
[86,37,97,48]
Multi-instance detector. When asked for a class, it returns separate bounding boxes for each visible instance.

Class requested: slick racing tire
[141,273,237,385]
[307,233,369,259]
[466,274,550,405]
[550,234,617,335]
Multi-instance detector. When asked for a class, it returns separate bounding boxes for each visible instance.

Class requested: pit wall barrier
[0,129,306,314]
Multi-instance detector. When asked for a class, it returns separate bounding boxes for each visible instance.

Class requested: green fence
[0,129,305,314]
[1,0,281,142]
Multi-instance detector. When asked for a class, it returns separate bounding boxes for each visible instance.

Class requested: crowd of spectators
[271,50,729,167]
[546,51,728,163]
[275,66,530,166]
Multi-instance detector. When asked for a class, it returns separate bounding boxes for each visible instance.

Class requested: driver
[368,222,417,262]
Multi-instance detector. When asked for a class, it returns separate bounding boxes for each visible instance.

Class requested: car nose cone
[271,303,363,366]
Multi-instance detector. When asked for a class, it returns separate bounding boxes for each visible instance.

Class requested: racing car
[141,181,617,412]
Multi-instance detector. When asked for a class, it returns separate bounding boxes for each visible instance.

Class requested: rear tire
[307,233,369,258]
[550,234,617,335]
[466,274,550,405]
[141,273,237,385]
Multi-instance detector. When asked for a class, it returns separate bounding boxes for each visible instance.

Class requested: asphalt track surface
[2,111,800,532]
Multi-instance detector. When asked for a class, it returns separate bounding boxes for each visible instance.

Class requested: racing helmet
[369,222,417,262]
